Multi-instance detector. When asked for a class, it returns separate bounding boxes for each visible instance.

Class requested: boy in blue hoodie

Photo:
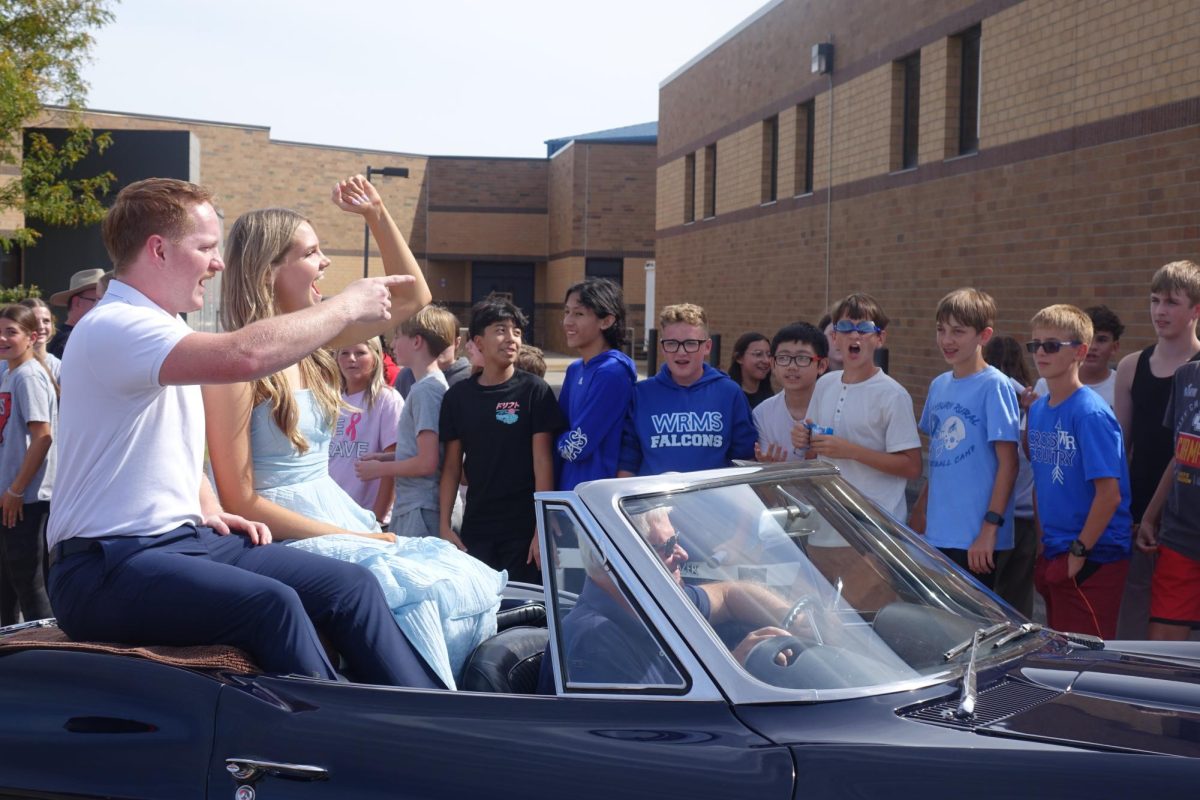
[557,278,639,490]
[618,303,756,476]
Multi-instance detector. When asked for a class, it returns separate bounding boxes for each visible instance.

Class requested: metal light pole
[361,166,410,278]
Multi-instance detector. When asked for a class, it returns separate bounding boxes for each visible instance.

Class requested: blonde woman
[204,177,504,689]
[203,175,429,538]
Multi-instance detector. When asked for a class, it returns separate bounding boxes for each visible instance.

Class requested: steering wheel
[742,635,816,689]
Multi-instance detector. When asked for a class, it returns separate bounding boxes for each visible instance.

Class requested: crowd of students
[316,259,1200,647]
[2,172,1197,667]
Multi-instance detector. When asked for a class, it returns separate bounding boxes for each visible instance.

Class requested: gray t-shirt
[0,359,57,502]
[391,370,449,516]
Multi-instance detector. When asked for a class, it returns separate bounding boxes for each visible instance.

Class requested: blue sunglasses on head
[833,320,881,335]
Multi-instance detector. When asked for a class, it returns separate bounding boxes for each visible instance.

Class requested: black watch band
[983,510,1005,527]
[1068,539,1091,558]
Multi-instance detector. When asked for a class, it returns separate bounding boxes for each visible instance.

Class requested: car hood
[900,640,1200,757]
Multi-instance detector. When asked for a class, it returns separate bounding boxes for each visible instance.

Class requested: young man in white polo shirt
[46,177,440,687]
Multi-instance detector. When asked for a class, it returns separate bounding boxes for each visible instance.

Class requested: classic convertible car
[2,462,1199,798]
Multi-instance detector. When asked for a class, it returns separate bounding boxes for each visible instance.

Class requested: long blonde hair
[222,208,342,453]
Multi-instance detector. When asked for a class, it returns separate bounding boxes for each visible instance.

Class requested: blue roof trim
[545,121,658,156]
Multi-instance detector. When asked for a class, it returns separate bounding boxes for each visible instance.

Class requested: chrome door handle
[226,758,329,782]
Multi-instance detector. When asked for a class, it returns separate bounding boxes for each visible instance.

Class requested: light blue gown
[250,390,506,689]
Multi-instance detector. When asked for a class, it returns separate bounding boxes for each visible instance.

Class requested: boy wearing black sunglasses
[1027,304,1132,639]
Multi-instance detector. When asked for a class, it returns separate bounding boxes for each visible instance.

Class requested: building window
[897,52,921,169]
[957,25,981,154]
[683,153,696,223]
[585,257,623,287]
[794,101,814,195]
[761,115,778,203]
[703,143,717,218]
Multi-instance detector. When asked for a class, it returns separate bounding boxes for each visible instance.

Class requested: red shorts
[1150,546,1200,626]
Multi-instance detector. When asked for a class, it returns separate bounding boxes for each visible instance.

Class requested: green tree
[0,0,116,251]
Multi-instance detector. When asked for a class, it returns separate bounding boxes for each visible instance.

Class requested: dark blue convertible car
[1,462,1198,798]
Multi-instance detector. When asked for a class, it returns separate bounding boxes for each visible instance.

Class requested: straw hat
[49,268,106,307]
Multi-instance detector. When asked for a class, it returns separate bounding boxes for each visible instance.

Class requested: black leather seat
[461,626,549,694]
[495,601,547,631]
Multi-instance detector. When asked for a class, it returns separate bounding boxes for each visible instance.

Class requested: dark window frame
[762,115,779,203]
[703,143,717,219]
[797,100,815,195]
[900,52,921,170]
[958,25,981,155]
[683,152,696,223]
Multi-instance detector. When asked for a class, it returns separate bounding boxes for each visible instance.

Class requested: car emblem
[235,787,255,800]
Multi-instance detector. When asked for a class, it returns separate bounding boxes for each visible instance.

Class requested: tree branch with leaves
[0,0,116,251]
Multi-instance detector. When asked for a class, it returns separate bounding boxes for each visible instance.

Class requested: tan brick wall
[918,37,957,163]
[575,143,656,254]
[714,125,762,212]
[427,158,547,209]
[657,123,1199,415]
[984,0,1200,147]
[426,212,547,259]
[656,155,687,228]
[548,147,577,254]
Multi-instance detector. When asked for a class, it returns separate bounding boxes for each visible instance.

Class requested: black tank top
[1129,344,1197,520]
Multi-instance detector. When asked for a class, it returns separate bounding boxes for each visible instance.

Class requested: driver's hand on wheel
[733,626,794,666]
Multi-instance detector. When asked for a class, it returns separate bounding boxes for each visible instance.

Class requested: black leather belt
[48,537,103,568]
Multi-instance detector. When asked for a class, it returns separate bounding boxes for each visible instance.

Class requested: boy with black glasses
[1027,304,1132,638]
[617,303,755,476]
[792,293,922,520]
[752,322,828,462]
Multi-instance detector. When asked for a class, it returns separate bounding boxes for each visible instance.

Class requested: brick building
[655,0,1199,403]
[1,110,656,350]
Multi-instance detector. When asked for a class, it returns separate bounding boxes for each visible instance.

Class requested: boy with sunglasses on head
[908,289,1020,588]
[1027,304,1132,638]
[793,293,922,520]
[617,303,755,476]
[752,322,828,462]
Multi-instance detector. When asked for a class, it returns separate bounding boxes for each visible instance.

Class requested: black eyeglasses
[833,320,881,335]
[773,353,819,367]
[1025,339,1082,354]
[652,533,680,558]
[661,339,707,353]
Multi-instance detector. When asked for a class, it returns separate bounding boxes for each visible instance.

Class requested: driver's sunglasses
[1025,339,1082,354]
[660,338,707,354]
[652,533,680,558]
[833,320,881,335]
[773,353,819,367]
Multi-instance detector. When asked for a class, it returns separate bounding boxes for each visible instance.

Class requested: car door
[205,497,793,799]
[208,677,792,799]
[0,647,221,800]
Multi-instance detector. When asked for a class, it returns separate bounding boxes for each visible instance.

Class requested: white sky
[80,0,769,158]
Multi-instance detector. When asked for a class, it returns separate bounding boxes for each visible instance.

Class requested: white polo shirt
[47,280,204,547]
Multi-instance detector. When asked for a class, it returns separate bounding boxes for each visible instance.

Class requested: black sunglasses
[652,533,680,558]
[1025,339,1082,354]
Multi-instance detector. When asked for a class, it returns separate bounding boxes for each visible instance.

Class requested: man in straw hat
[46,268,106,358]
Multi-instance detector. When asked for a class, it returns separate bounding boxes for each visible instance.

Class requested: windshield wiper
[943,622,1012,661]
[990,622,1042,649]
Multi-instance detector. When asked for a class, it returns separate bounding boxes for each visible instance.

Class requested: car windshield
[616,473,1029,693]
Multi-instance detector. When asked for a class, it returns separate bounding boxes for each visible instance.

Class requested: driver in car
[550,506,813,689]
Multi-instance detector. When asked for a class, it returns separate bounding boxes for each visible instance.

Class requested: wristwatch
[983,510,1005,527]
[1068,539,1091,558]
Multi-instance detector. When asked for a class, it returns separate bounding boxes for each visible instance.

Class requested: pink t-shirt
[328,387,404,515]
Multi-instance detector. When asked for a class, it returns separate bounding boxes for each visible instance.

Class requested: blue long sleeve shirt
[556,349,638,490]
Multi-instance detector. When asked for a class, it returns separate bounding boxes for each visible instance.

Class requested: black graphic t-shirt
[1161,361,1200,561]
[440,370,564,542]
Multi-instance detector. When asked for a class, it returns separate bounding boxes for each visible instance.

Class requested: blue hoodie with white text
[556,349,638,490]
[618,363,756,476]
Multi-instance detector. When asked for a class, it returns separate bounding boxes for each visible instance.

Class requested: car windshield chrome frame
[536,493,723,702]
[569,463,1042,706]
